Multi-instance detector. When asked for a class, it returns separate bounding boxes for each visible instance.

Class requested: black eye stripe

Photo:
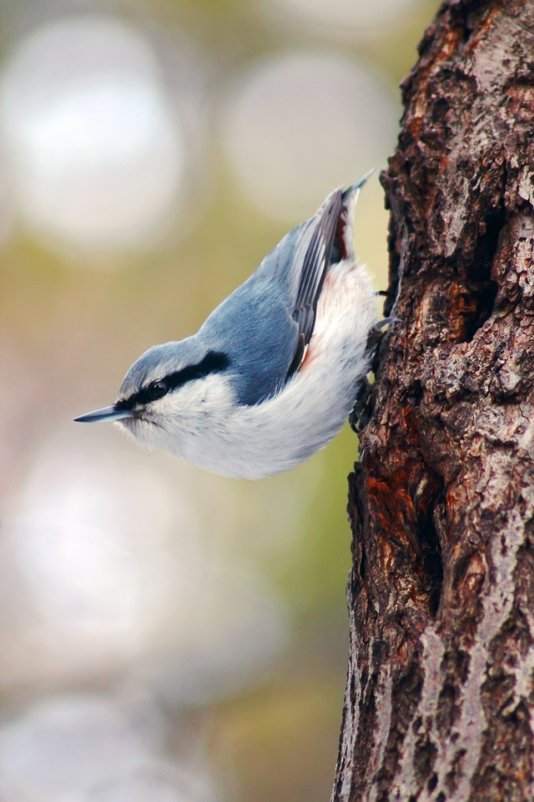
[116,351,230,411]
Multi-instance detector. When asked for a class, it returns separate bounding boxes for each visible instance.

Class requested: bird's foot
[350,376,373,434]
[375,315,401,329]
[350,317,400,434]
[366,315,399,361]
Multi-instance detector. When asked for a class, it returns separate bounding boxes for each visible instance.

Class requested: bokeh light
[0,694,217,802]
[1,431,287,697]
[221,51,398,221]
[0,16,191,254]
[264,0,423,39]
[70,764,218,802]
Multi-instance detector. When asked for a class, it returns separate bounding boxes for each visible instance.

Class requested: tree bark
[333,2,534,801]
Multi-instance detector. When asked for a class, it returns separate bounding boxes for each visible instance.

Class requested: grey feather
[291,189,342,347]
[118,338,205,399]
[199,188,346,405]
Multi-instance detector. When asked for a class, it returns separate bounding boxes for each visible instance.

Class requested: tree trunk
[332,2,534,801]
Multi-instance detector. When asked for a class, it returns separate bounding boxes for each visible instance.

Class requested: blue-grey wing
[200,189,344,405]
[289,189,342,349]
[199,275,300,405]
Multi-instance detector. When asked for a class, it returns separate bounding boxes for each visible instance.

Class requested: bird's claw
[350,317,400,435]
[373,315,401,332]
[349,376,373,434]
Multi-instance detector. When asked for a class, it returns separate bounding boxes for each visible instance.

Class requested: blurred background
[0,1,438,800]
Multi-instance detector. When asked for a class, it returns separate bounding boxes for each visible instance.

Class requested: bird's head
[75,339,233,449]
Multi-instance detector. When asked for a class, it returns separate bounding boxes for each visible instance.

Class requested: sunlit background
[0,1,437,800]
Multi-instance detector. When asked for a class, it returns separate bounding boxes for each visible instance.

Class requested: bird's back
[199,188,346,406]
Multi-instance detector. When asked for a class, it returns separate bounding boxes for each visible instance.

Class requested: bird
[75,175,378,479]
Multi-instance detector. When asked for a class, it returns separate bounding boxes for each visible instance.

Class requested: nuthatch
[75,175,378,478]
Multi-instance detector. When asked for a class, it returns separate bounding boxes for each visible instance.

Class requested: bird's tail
[342,168,376,202]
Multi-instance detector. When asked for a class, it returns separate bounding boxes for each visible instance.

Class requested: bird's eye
[148,380,168,401]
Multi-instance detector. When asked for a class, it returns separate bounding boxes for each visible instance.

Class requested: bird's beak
[74,405,131,423]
